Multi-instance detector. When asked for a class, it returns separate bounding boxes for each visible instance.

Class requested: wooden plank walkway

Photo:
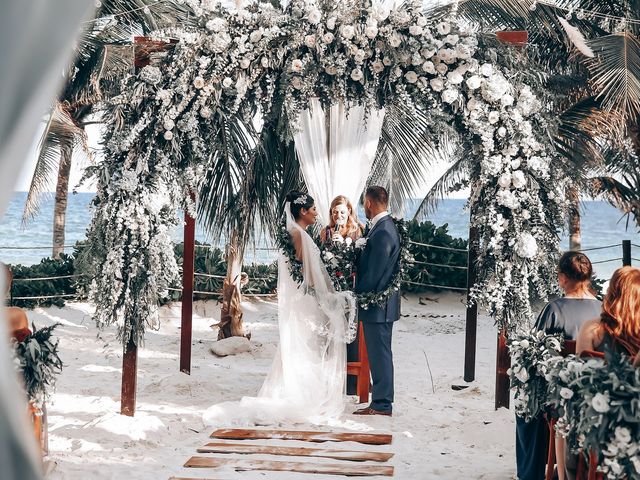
[210,428,393,445]
[197,441,394,462]
[184,456,395,476]
[172,428,394,478]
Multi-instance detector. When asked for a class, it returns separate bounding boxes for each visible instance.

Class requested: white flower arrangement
[87,0,565,349]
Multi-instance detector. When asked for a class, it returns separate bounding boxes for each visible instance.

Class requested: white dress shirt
[369,211,389,230]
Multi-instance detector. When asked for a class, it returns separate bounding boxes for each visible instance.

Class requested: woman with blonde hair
[320,195,363,244]
[577,266,640,356]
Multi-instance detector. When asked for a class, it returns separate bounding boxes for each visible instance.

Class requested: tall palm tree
[23,0,193,259]
[427,0,640,231]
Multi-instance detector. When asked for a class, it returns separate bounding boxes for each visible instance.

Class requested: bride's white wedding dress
[203,203,357,426]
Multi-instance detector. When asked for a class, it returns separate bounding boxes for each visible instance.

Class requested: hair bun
[286,190,304,203]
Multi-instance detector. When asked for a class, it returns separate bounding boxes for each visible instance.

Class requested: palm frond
[412,144,471,221]
[369,103,453,215]
[22,104,85,225]
[586,32,640,116]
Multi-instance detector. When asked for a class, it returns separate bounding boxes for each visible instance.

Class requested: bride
[203,191,357,425]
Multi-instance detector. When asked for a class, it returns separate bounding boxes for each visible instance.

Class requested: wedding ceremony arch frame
[82,0,566,415]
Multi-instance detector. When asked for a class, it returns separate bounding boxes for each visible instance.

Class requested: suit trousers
[362,321,394,412]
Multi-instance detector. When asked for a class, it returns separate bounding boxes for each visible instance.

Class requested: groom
[353,186,400,416]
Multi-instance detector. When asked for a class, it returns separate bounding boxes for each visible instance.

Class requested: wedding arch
[83,0,566,414]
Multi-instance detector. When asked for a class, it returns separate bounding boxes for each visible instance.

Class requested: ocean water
[1,192,638,282]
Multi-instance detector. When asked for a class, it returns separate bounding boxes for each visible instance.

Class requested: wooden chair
[347,322,370,404]
[545,340,577,480]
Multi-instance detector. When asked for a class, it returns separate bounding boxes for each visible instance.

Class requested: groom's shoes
[353,407,392,416]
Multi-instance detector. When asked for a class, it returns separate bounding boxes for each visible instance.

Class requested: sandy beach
[23,292,518,480]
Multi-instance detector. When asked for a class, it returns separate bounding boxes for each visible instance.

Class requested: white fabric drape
[203,203,357,425]
[293,99,385,226]
[0,1,94,478]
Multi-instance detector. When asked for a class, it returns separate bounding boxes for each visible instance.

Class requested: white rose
[480,63,494,76]
[324,251,335,260]
[430,78,444,92]
[520,339,530,348]
[436,63,448,75]
[389,33,402,48]
[497,127,507,137]
[239,58,251,69]
[308,8,322,25]
[501,94,515,107]
[355,238,367,248]
[322,32,334,44]
[291,76,303,89]
[447,71,464,84]
[304,35,317,48]
[409,25,423,36]
[592,393,610,413]
[372,60,385,73]
[441,88,458,104]
[498,173,511,188]
[522,209,531,220]
[456,44,472,59]
[345,237,353,246]
[341,25,355,40]
[444,34,459,45]
[488,111,500,124]
[325,65,338,75]
[200,106,212,119]
[351,68,364,81]
[560,388,574,399]
[222,77,233,88]
[466,75,482,90]
[417,16,427,27]
[511,170,526,189]
[354,49,366,63]
[422,61,436,74]
[249,29,263,43]
[436,22,451,35]
[614,427,632,445]
[467,98,480,111]
[326,17,337,30]
[163,118,175,131]
[404,71,418,83]
[206,18,227,33]
[163,130,174,141]
[261,56,269,68]
[291,59,303,73]
[365,25,378,38]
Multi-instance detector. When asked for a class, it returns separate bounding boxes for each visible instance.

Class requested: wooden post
[490,30,527,409]
[121,337,138,416]
[495,329,511,409]
[622,240,631,266]
[464,209,479,382]
[180,203,196,374]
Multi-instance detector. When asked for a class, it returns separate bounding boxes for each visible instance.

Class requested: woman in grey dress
[516,251,601,480]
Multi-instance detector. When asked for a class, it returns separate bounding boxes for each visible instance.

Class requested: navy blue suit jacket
[355,215,401,323]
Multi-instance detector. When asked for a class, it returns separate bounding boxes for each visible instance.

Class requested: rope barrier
[411,260,468,270]
[591,257,623,265]
[11,293,80,301]
[408,240,468,253]
[578,244,620,252]
[633,244,640,249]
[12,274,86,282]
[403,280,468,291]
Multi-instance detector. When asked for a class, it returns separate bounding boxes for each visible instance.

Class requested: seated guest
[2,264,29,336]
[320,195,363,244]
[577,266,640,356]
[516,251,601,480]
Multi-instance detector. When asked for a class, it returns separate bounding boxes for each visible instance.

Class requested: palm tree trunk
[218,230,248,339]
[52,145,72,259]
[567,186,581,251]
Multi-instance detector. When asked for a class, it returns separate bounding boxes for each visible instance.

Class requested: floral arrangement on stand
[507,329,563,421]
[12,323,63,414]
[546,351,640,479]
[86,0,565,349]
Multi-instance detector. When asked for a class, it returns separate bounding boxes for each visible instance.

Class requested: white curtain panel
[0,1,94,478]
[293,98,385,226]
